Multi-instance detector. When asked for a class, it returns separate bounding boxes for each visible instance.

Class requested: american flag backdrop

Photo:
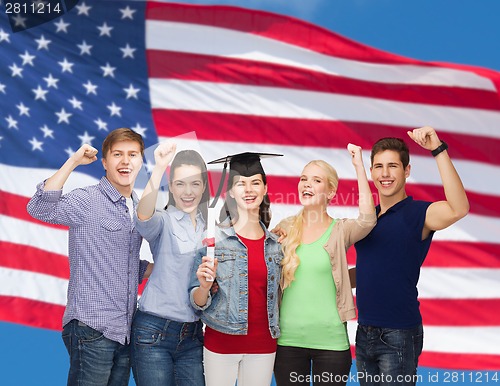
[1,0,499,373]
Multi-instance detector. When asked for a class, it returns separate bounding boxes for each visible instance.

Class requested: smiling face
[370,149,410,202]
[298,163,335,208]
[229,174,267,213]
[170,164,206,215]
[102,140,143,197]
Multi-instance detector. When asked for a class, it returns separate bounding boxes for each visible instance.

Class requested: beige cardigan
[323,212,376,322]
[280,212,376,323]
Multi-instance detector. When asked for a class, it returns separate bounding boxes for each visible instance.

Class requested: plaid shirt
[27,176,147,344]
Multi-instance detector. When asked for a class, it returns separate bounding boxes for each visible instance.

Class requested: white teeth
[380,181,392,186]
[302,191,313,196]
[118,168,131,173]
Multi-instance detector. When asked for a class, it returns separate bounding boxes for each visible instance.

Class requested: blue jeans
[62,319,130,386]
[355,324,423,386]
[131,310,205,386]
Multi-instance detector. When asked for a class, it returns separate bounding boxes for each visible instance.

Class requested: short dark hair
[371,137,410,168]
[102,128,144,159]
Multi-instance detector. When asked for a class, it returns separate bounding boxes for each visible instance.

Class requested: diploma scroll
[203,207,216,282]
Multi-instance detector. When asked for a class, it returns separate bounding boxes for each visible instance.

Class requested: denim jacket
[189,221,283,338]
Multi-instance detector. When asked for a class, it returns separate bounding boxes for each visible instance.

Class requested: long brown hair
[219,170,271,228]
[165,150,209,224]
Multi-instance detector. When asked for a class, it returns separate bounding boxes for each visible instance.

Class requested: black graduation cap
[207,152,282,208]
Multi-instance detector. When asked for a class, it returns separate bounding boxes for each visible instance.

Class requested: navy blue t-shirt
[355,196,434,329]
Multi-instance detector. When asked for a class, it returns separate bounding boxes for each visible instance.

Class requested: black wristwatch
[431,141,448,157]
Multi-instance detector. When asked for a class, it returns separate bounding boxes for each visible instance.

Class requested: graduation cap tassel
[209,161,227,209]
[203,162,227,282]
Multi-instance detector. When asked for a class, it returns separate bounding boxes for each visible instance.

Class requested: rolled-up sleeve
[188,247,212,311]
[134,211,165,243]
[27,181,89,227]
[344,212,377,246]
[189,287,212,311]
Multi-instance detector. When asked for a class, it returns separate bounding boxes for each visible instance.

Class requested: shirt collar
[166,204,204,224]
[99,176,138,204]
[218,219,277,241]
[376,195,413,216]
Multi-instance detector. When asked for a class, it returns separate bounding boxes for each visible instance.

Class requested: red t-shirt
[204,234,277,354]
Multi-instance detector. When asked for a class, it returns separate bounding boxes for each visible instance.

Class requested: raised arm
[136,142,176,221]
[347,143,375,217]
[43,144,98,191]
[407,126,469,235]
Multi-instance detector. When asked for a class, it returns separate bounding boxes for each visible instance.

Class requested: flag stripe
[417,268,500,299]
[149,78,500,139]
[153,110,500,166]
[0,267,67,305]
[0,190,68,231]
[0,242,69,279]
[419,299,500,326]
[0,216,69,257]
[0,296,63,330]
[148,50,500,111]
[145,13,497,91]
[417,352,500,371]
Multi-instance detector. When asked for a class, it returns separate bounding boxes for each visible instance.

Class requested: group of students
[27,125,469,386]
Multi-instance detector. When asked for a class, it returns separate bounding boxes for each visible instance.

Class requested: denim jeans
[355,324,424,386]
[131,310,205,386]
[62,319,130,386]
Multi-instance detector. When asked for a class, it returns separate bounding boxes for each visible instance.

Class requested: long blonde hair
[280,160,339,290]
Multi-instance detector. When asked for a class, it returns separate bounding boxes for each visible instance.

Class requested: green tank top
[278,220,350,350]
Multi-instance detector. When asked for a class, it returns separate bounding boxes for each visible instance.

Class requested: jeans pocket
[195,328,204,345]
[77,325,105,344]
[412,331,424,359]
[380,328,404,351]
[134,327,162,346]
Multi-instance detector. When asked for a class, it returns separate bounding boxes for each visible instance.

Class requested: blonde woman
[273,144,376,386]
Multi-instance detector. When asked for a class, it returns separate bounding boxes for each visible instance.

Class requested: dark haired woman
[131,142,209,386]
[190,153,283,386]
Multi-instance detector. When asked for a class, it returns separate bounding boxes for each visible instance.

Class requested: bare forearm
[43,158,80,191]
[355,165,375,215]
[193,286,210,307]
[435,151,469,217]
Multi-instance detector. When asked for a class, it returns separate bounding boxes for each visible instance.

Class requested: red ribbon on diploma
[203,237,216,248]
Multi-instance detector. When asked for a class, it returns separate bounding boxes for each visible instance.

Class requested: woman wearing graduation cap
[190,152,283,386]
[273,145,376,386]
[131,142,209,386]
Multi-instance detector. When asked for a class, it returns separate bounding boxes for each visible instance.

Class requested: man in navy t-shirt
[354,126,469,385]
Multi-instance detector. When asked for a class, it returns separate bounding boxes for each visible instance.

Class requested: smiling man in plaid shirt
[27,128,152,386]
